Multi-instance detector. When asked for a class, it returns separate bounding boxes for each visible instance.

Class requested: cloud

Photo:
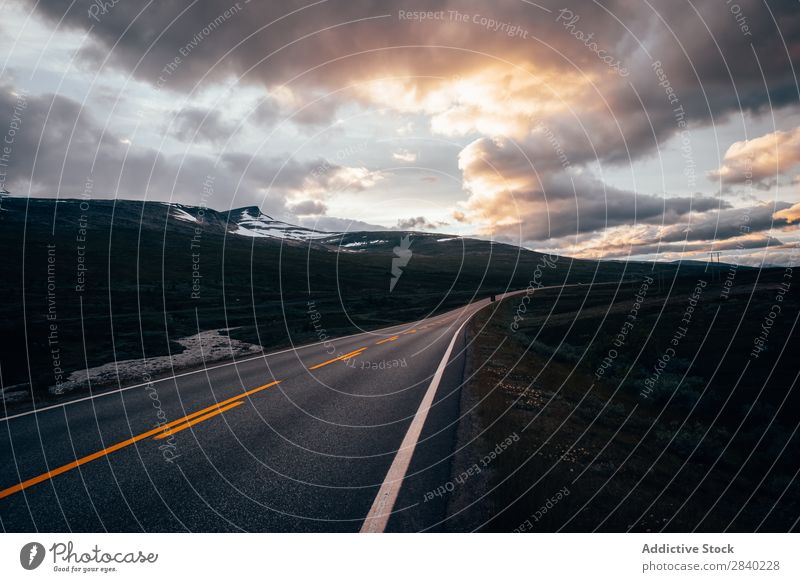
[774,201,800,224]
[288,199,327,216]
[169,107,237,145]
[658,202,794,243]
[710,127,800,186]
[217,152,379,200]
[0,85,189,199]
[571,232,785,260]
[26,1,799,154]
[396,216,447,230]
[560,202,796,258]
[455,135,727,242]
[0,84,362,219]
[396,121,414,136]
[392,149,417,163]
[12,0,800,262]
[320,166,382,192]
[262,85,340,128]
[298,216,386,232]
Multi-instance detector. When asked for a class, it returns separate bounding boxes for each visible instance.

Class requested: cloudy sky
[1,0,799,264]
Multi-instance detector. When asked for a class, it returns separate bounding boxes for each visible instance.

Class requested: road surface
[0,294,512,532]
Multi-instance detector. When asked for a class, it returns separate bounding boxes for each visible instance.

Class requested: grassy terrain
[447,269,799,532]
[2,198,696,410]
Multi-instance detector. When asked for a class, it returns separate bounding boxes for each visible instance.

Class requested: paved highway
[0,294,511,532]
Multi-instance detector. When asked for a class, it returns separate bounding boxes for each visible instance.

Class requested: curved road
[0,293,514,532]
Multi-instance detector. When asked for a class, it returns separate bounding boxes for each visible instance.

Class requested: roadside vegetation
[448,270,799,532]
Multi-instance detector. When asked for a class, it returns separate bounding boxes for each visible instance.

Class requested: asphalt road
[0,294,510,532]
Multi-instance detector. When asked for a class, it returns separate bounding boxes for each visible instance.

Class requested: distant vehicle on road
[490,294,496,302]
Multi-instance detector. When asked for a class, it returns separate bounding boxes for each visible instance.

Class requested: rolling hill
[0,196,732,409]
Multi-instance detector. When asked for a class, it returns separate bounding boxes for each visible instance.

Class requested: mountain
[164,202,340,242]
[0,197,739,407]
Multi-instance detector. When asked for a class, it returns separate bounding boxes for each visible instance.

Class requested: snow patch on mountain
[172,208,198,223]
[229,207,337,241]
[340,239,390,247]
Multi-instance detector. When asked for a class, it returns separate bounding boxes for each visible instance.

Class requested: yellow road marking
[402,329,417,335]
[0,380,280,500]
[154,401,244,440]
[309,347,367,370]
[376,336,399,345]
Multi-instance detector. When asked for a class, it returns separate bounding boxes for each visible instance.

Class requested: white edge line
[358,284,603,532]
[359,316,471,533]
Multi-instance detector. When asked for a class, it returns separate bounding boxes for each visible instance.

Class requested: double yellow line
[0,380,281,500]
[309,327,418,367]
[1,326,423,500]
[308,347,368,370]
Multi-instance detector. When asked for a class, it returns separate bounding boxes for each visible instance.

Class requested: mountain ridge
[0,196,747,409]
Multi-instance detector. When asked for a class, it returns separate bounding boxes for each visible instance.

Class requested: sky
[1,0,799,265]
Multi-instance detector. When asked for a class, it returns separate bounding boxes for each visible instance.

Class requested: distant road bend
[0,291,522,532]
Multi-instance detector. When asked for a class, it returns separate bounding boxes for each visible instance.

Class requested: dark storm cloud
[252,98,280,128]
[0,84,333,215]
[558,202,795,258]
[169,106,237,145]
[518,179,725,241]
[459,137,729,241]
[12,0,800,249]
[23,0,799,163]
[460,157,796,251]
[249,91,338,131]
[589,234,785,260]
[658,202,795,243]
